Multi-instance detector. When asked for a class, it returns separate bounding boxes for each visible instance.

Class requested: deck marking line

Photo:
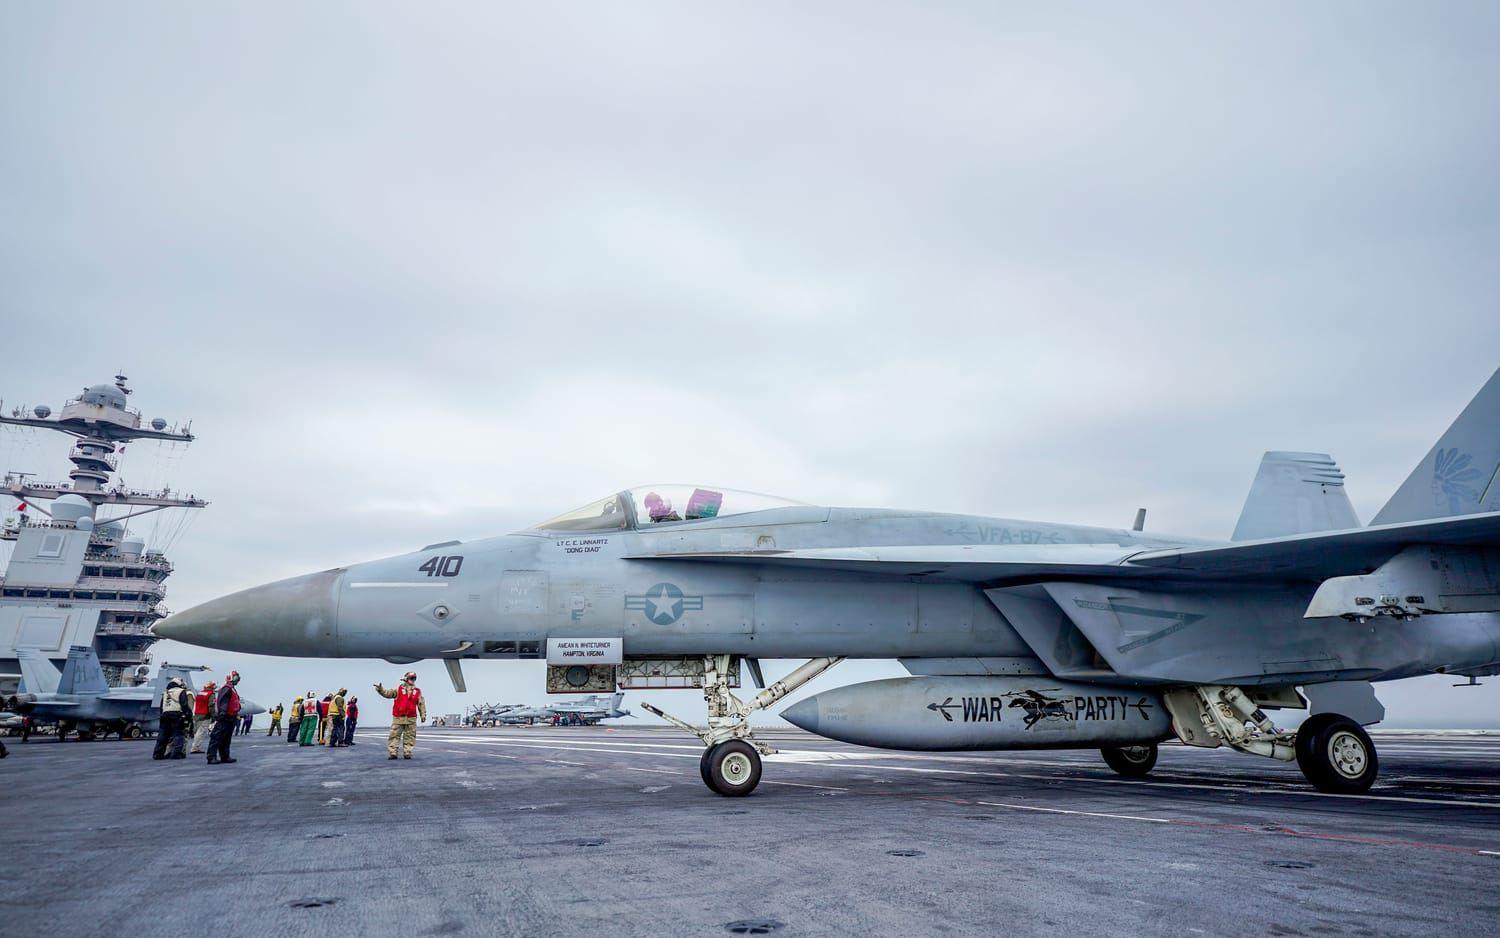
[976,800,1170,823]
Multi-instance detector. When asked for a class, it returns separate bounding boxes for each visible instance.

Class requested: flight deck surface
[4,727,1498,936]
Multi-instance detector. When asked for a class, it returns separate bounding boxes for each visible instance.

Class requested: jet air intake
[781,676,1171,750]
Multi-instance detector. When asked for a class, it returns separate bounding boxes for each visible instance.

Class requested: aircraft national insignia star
[625,582,704,625]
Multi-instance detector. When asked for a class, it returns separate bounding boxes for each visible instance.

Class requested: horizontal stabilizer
[1232,452,1359,541]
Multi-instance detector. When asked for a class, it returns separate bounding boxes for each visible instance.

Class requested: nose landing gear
[701,740,763,796]
[643,654,843,797]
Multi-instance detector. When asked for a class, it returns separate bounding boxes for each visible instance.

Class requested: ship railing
[69,447,119,470]
[62,394,144,422]
[2,478,202,503]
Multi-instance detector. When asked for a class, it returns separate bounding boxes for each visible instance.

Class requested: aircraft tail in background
[15,649,62,695]
[57,645,110,696]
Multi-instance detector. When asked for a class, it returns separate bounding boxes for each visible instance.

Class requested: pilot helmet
[644,492,672,520]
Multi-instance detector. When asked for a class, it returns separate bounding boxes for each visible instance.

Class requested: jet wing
[1124,510,1500,580]
[627,511,1500,584]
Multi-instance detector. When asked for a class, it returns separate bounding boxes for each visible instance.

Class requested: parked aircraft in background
[158,370,1500,796]
[545,692,632,725]
[486,693,632,725]
[4,645,265,740]
[467,703,525,726]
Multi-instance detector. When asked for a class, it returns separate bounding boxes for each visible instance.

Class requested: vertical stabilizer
[154,663,207,695]
[611,691,625,714]
[15,649,62,695]
[1232,452,1360,541]
[57,645,110,696]
[1374,368,1500,524]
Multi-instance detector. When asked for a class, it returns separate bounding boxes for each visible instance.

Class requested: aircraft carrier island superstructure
[0,377,204,692]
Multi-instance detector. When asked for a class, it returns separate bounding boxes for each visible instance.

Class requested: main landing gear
[1101,743,1158,777]
[1294,713,1378,793]
[1165,685,1380,794]
[643,654,843,797]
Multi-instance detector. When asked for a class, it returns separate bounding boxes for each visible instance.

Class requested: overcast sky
[3,4,1498,728]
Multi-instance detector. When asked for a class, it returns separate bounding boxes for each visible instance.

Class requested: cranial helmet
[166,677,183,689]
[225,670,240,685]
[404,671,417,682]
[204,681,216,690]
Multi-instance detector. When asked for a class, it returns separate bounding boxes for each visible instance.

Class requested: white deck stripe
[976,800,1171,823]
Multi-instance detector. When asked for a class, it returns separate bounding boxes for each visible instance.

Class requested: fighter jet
[484,695,629,726]
[5,645,265,740]
[467,702,525,726]
[545,692,633,725]
[156,369,1500,797]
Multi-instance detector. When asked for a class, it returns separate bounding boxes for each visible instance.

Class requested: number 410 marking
[418,555,463,577]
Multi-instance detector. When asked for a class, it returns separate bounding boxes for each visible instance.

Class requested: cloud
[3,3,1499,726]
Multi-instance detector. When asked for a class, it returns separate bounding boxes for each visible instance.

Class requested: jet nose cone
[781,697,820,735]
[154,569,343,655]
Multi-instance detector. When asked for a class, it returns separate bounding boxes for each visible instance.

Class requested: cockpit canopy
[531,485,808,533]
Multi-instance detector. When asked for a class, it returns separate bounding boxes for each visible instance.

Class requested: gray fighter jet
[543,692,633,725]
[156,369,1500,796]
[5,644,264,740]
[484,693,630,726]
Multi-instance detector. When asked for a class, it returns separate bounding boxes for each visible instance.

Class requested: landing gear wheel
[1101,743,1158,777]
[123,724,142,740]
[1296,714,1378,793]
[699,747,714,788]
[703,740,762,797]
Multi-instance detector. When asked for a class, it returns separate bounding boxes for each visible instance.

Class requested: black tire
[699,747,715,788]
[704,740,762,797]
[1101,743,1158,777]
[1296,713,1378,793]
[123,724,142,740]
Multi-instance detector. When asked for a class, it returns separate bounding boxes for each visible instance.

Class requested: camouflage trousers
[387,718,417,757]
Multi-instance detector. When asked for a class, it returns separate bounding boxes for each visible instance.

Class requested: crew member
[287,696,303,744]
[343,696,359,746]
[268,703,283,736]
[152,677,192,760]
[207,671,242,765]
[240,712,253,736]
[316,694,331,745]
[189,680,216,754]
[375,671,426,760]
[298,691,319,746]
[643,491,681,522]
[327,688,347,748]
